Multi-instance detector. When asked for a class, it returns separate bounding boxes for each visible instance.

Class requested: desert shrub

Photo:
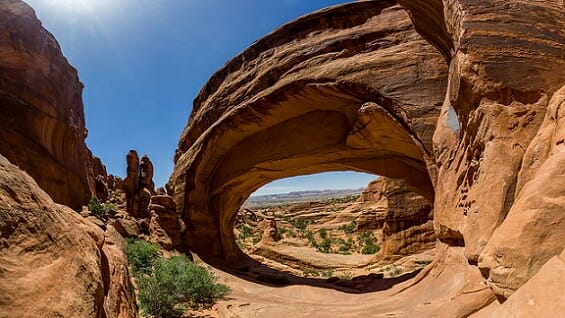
[318,237,332,253]
[319,228,328,239]
[338,221,357,234]
[236,238,246,249]
[237,224,254,240]
[383,264,403,276]
[126,238,160,276]
[305,231,318,248]
[357,231,380,254]
[278,228,296,240]
[252,233,262,244]
[138,255,230,317]
[339,271,353,280]
[415,259,432,267]
[289,218,309,231]
[303,267,320,277]
[338,238,353,254]
[361,244,380,254]
[87,197,116,221]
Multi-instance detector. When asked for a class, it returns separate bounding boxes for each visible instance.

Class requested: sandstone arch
[169,1,447,263]
[170,0,565,315]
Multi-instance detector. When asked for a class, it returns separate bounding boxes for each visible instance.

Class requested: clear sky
[25,0,376,194]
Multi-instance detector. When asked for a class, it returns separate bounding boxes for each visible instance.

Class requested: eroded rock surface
[0,155,136,318]
[169,0,447,264]
[123,150,154,219]
[0,1,97,209]
[149,194,183,250]
[170,0,565,316]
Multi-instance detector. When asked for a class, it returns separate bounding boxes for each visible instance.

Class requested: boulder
[149,195,182,250]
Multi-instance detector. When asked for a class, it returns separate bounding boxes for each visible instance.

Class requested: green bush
[278,228,296,240]
[357,231,380,254]
[338,238,353,254]
[338,221,357,234]
[87,197,116,221]
[237,224,254,240]
[361,244,380,254]
[138,255,230,317]
[319,228,328,239]
[318,237,332,253]
[305,231,318,248]
[252,233,262,244]
[289,218,309,231]
[126,238,160,276]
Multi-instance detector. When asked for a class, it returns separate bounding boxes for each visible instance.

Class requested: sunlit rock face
[169,0,447,264]
[171,0,565,315]
[0,1,96,209]
[0,154,137,318]
[399,0,565,300]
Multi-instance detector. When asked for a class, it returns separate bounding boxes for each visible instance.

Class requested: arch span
[169,1,447,263]
[169,0,565,315]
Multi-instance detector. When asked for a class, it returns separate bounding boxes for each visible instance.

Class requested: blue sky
[25,0,376,194]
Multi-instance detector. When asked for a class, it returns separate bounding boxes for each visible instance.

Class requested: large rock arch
[170,0,565,315]
[169,1,447,263]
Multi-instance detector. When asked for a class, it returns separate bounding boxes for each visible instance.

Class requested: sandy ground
[188,245,488,318]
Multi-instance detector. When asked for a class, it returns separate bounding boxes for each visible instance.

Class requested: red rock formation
[338,178,435,256]
[92,156,109,202]
[397,0,565,302]
[170,0,565,315]
[0,1,97,209]
[260,219,279,244]
[169,1,447,264]
[102,226,138,318]
[0,155,137,318]
[123,150,153,219]
[149,194,183,250]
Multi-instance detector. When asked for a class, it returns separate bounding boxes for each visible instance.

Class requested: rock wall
[397,0,565,300]
[338,177,435,256]
[0,155,137,318]
[0,1,97,209]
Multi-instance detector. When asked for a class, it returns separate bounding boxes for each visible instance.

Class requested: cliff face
[342,178,435,256]
[0,0,95,209]
[398,0,565,300]
[171,0,565,316]
[0,155,137,318]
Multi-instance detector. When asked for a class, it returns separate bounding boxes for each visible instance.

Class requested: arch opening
[231,172,436,289]
[167,0,448,291]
